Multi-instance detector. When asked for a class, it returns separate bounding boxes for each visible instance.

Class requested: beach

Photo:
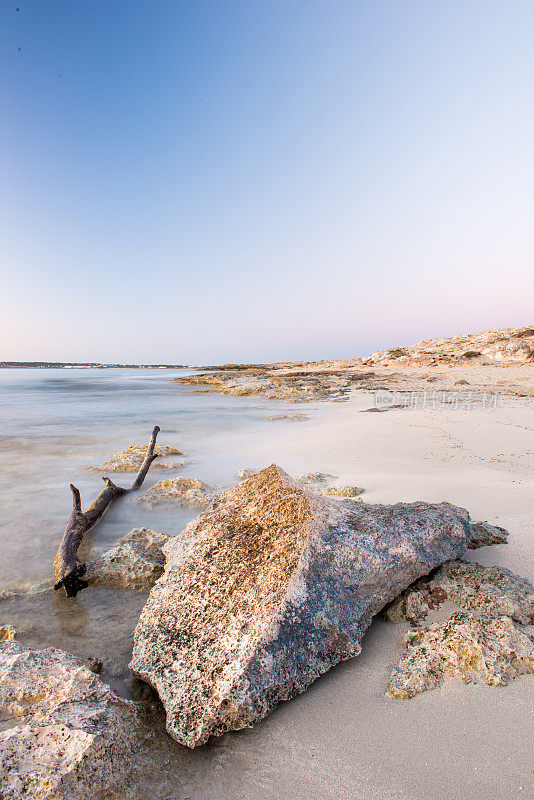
[1,366,533,799]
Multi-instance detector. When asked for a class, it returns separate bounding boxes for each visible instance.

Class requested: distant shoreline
[0,362,187,369]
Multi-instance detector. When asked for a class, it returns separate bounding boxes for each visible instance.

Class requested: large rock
[130,464,472,747]
[85,528,169,589]
[0,639,148,799]
[86,443,185,473]
[386,612,534,699]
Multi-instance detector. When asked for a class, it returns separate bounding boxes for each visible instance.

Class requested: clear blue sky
[1,1,533,363]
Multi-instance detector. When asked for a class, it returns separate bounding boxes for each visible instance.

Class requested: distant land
[0,362,187,369]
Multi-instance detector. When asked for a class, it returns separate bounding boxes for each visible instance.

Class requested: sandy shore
[162,391,533,800]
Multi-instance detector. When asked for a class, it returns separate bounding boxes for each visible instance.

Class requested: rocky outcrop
[138,477,215,506]
[130,464,472,747]
[86,443,185,473]
[384,559,534,625]
[85,528,169,589]
[386,612,534,699]
[365,325,534,366]
[0,640,148,799]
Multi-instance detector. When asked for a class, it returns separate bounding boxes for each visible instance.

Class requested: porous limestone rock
[87,443,185,473]
[130,464,472,747]
[0,640,148,799]
[138,477,215,507]
[0,625,16,641]
[384,559,534,625]
[467,521,508,549]
[386,612,534,699]
[85,528,169,589]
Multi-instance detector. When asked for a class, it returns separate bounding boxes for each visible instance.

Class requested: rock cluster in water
[85,528,169,589]
[130,464,472,747]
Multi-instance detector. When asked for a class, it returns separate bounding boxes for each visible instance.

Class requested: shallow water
[0,368,314,588]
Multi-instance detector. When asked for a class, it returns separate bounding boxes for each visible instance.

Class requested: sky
[1,1,533,364]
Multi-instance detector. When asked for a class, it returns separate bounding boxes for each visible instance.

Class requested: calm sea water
[0,367,313,589]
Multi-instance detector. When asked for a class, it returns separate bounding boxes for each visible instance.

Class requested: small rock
[455,379,470,386]
[85,656,103,674]
[468,520,508,549]
[431,560,534,625]
[267,414,308,422]
[237,468,257,481]
[385,560,534,626]
[386,612,534,699]
[322,486,365,498]
[87,443,185,473]
[138,477,215,507]
[299,472,336,485]
[85,528,169,589]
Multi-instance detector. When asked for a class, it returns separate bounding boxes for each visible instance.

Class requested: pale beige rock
[138,477,215,506]
[322,485,364,498]
[237,467,257,481]
[0,641,148,799]
[431,560,534,624]
[85,528,169,589]
[86,443,185,473]
[384,559,534,625]
[386,612,534,699]
[131,464,472,747]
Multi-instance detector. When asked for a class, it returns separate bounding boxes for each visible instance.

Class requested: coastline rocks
[85,528,169,590]
[130,464,472,747]
[138,477,215,507]
[322,485,365,498]
[86,443,185,473]
[386,612,534,699]
[0,640,148,799]
[384,560,534,625]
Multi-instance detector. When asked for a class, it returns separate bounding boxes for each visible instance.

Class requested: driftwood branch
[53,426,161,597]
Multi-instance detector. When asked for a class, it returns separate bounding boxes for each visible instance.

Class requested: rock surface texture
[85,528,169,589]
[131,464,472,747]
[0,640,147,799]
[386,612,534,699]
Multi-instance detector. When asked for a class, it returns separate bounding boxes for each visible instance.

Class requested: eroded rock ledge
[130,464,473,747]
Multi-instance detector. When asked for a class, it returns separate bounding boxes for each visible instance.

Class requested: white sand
[174,392,534,800]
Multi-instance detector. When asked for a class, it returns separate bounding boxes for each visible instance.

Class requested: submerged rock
[384,559,534,625]
[467,520,508,549]
[130,464,472,747]
[322,485,365,498]
[85,528,169,590]
[138,477,215,507]
[0,640,148,799]
[87,443,185,473]
[386,612,534,699]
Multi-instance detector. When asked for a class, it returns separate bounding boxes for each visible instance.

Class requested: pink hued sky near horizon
[1,1,533,364]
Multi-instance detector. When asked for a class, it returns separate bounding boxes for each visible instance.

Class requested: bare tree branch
[53,426,160,597]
